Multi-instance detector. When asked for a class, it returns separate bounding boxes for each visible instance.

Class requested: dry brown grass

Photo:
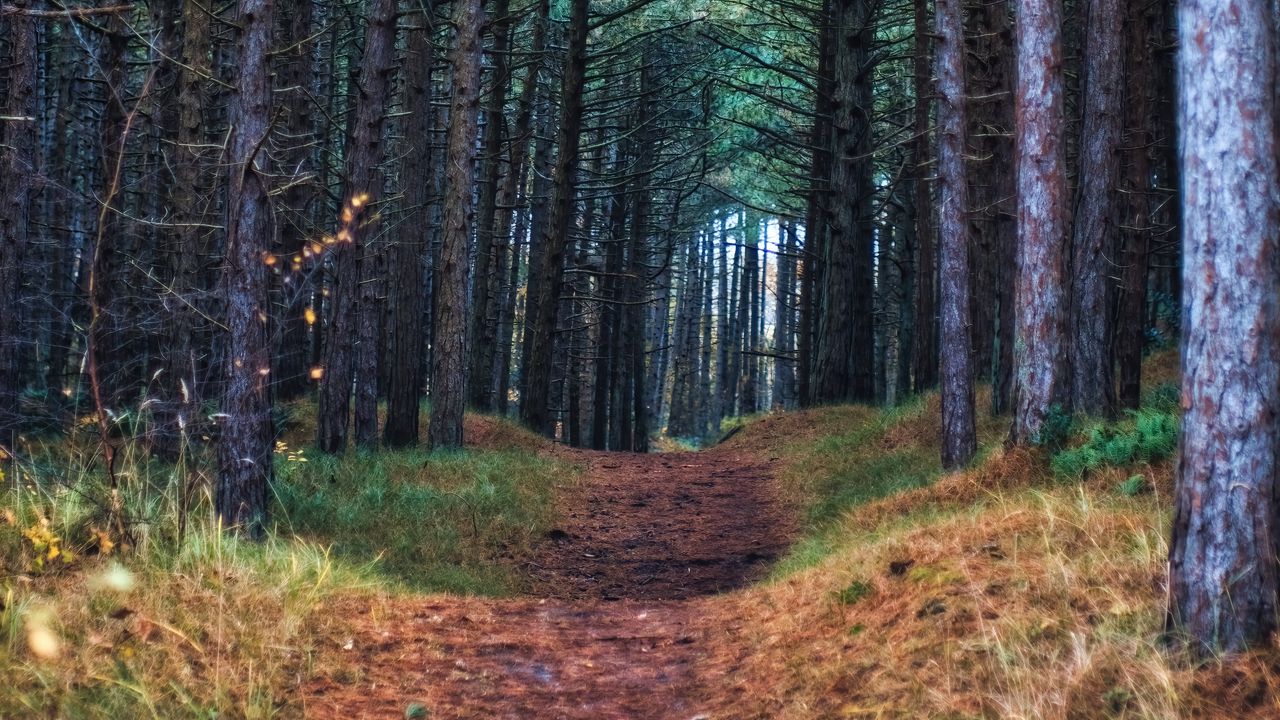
[698,465,1280,718]
[695,360,1279,719]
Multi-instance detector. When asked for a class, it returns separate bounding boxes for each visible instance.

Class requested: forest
[1,0,1278,716]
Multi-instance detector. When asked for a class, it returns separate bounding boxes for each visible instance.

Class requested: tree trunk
[1067,0,1122,416]
[272,0,317,401]
[218,0,276,536]
[0,0,37,458]
[385,20,435,448]
[813,0,875,404]
[1114,0,1153,410]
[318,0,398,451]
[1010,0,1067,443]
[467,0,514,411]
[800,0,834,406]
[351,0,398,448]
[935,0,976,469]
[429,0,484,450]
[1167,0,1280,655]
[911,0,937,394]
[520,0,588,435]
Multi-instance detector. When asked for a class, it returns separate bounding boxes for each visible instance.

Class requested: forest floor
[302,443,794,719]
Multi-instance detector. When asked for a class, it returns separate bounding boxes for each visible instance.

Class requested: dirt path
[303,445,790,718]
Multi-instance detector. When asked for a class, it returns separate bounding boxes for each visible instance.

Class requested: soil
[302,444,792,719]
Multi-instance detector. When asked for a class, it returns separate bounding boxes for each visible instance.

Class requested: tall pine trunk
[429,0,484,450]
[385,20,435,447]
[935,0,976,469]
[1167,0,1280,654]
[0,0,37,459]
[218,0,276,536]
[520,0,588,435]
[1067,0,1122,416]
[1011,0,1067,443]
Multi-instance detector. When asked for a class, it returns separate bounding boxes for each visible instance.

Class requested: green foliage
[1036,403,1075,450]
[273,447,575,595]
[1118,475,1149,497]
[1050,410,1178,479]
[832,579,873,605]
[1142,382,1180,413]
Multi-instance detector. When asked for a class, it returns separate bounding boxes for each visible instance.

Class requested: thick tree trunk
[1067,0,1122,416]
[218,0,276,536]
[352,0,398,448]
[520,0,589,435]
[935,0,976,469]
[429,0,484,450]
[799,0,834,406]
[1167,0,1280,655]
[1010,0,1067,443]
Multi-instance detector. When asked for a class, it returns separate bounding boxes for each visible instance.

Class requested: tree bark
[1114,0,1153,410]
[1067,0,1122,416]
[813,0,875,404]
[318,0,398,451]
[429,0,484,450]
[0,0,37,458]
[385,20,435,448]
[467,0,513,412]
[935,0,976,468]
[218,0,276,536]
[1167,0,1280,654]
[911,0,937,394]
[520,0,589,435]
[1011,0,1067,443]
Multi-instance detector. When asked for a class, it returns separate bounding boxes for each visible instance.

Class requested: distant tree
[812,0,875,404]
[317,0,399,452]
[1167,0,1279,654]
[218,0,276,536]
[521,0,590,435]
[384,19,436,448]
[934,0,975,469]
[0,0,37,461]
[1010,0,1067,443]
[429,0,484,450]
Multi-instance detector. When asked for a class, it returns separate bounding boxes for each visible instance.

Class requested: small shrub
[1143,382,1180,413]
[833,579,873,605]
[1050,410,1178,479]
[1118,475,1148,497]
[1037,403,1075,450]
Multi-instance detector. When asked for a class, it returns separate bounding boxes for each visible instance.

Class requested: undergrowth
[763,394,1007,576]
[710,352,1278,718]
[0,406,573,717]
[1050,409,1178,479]
[273,445,573,594]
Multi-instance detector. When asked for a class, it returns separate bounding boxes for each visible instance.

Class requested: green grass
[272,445,576,594]
[764,397,993,576]
[0,408,577,717]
